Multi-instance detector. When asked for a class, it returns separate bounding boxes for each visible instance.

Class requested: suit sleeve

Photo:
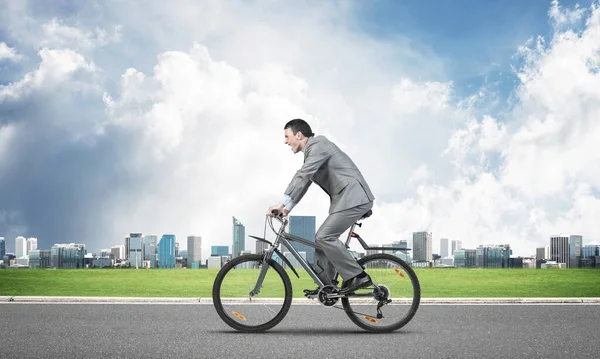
[283,140,330,203]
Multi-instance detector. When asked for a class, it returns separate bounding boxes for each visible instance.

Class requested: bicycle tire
[341,253,421,333]
[212,254,293,332]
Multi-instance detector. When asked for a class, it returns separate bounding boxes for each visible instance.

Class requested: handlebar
[271,209,284,217]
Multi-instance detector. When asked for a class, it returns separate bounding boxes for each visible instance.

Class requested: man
[267,119,375,295]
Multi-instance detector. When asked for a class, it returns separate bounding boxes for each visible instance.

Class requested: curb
[1,296,600,304]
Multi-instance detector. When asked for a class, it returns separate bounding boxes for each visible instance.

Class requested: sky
[1,0,600,259]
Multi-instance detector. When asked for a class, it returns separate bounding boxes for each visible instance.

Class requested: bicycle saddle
[361,209,372,219]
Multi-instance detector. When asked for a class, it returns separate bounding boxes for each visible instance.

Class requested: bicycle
[212,209,421,333]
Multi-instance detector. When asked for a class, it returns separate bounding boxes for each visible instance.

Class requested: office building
[569,235,583,268]
[28,249,51,268]
[454,249,476,268]
[27,238,37,254]
[15,236,27,258]
[50,243,86,268]
[0,237,5,257]
[581,245,600,268]
[111,245,125,262]
[550,236,569,266]
[413,232,432,263]
[289,215,316,264]
[232,217,245,258]
[128,233,144,268]
[536,246,550,260]
[440,238,449,258]
[508,257,524,268]
[476,244,511,268]
[187,236,202,268]
[125,233,143,261]
[207,256,223,269]
[158,235,176,268]
[211,246,229,257]
[144,235,157,261]
[451,240,462,255]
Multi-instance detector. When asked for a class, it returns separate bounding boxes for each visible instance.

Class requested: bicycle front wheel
[212,254,293,332]
[342,253,421,333]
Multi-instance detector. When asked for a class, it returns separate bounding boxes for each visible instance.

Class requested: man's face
[284,127,302,153]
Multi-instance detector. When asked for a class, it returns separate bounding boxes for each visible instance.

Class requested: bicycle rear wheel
[212,254,293,332]
[342,253,421,332]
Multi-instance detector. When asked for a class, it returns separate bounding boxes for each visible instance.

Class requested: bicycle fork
[249,249,275,297]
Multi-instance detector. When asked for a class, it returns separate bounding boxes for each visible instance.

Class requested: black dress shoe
[339,274,372,295]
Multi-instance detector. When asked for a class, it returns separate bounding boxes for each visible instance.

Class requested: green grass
[1,268,599,298]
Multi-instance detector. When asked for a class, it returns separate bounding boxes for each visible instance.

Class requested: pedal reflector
[363,316,378,323]
[394,268,405,278]
[232,311,247,321]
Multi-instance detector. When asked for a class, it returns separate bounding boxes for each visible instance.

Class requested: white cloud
[549,0,586,27]
[40,17,122,50]
[0,42,22,61]
[2,0,600,260]
[0,48,96,100]
[392,79,452,115]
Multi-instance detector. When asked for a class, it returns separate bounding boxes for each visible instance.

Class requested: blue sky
[352,0,592,110]
[1,0,600,259]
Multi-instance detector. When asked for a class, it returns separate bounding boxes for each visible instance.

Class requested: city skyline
[2,225,596,263]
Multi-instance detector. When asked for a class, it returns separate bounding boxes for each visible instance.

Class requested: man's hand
[267,203,289,216]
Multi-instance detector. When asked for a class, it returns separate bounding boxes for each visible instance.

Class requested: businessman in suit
[268,119,375,295]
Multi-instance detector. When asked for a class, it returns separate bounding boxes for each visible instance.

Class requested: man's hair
[284,119,314,137]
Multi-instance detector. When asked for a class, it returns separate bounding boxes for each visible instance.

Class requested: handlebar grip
[271,209,282,216]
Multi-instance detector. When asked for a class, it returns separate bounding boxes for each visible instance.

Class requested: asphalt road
[2,302,599,358]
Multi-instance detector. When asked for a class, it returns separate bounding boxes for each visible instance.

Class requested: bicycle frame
[248,214,411,297]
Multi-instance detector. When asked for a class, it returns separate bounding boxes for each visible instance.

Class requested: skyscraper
[569,235,583,268]
[111,245,125,262]
[128,233,144,268]
[232,217,245,258]
[440,238,449,258]
[144,235,157,261]
[187,236,202,268]
[451,240,462,256]
[27,238,37,254]
[15,236,27,258]
[536,246,550,260]
[413,232,432,262]
[289,215,316,264]
[550,235,569,265]
[158,234,176,268]
[0,237,5,257]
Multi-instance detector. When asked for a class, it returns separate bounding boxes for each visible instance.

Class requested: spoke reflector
[363,316,378,323]
[232,312,247,321]
[394,267,405,278]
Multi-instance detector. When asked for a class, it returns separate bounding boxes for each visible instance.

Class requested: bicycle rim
[212,254,293,332]
[341,253,421,332]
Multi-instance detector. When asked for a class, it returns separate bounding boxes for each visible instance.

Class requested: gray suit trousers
[314,201,374,285]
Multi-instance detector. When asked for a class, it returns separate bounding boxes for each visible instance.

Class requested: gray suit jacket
[284,135,375,214]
